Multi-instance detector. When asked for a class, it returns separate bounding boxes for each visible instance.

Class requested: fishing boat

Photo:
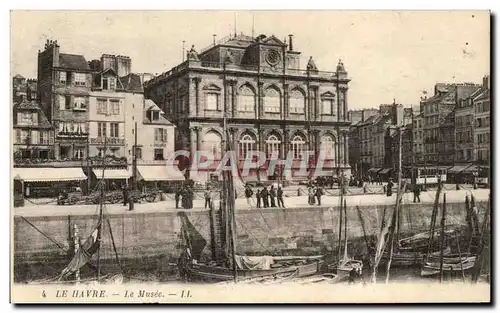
[327,176,363,281]
[177,76,323,283]
[421,256,476,277]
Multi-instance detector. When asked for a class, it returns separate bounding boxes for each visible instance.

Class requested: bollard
[128,197,134,211]
[456,183,460,191]
[297,188,301,196]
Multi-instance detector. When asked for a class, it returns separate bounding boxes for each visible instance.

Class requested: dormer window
[102,77,116,90]
[150,110,160,121]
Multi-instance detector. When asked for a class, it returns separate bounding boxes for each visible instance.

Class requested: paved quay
[15,189,490,217]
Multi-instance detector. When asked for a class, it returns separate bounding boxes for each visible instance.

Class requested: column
[231,81,236,118]
[189,126,197,161]
[195,126,201,151]
[283,84,289,119]
[344,132,349,167]
[283,129,290,159]
[339,131,345,166]
[193,77,201,117]
[257,81,264,118]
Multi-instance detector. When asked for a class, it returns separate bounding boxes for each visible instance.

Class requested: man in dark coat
[386,179,394,197]
[277,186,285,208]
[261,187,269,208]
[204,187,211,209]
[244,185,254,207]
[256,189,261,208]
[269,186,277,207]
[315,186,323,206]
[122,186,128,206]
[175,188,181,209]
[413,184,421,203]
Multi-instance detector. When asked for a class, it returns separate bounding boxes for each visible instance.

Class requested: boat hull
[183,260,324,283]
[421,256,476,277]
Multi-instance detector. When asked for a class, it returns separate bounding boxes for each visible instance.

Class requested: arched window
[238,85,255,112]
[265,134,281,158]
[289,89,305,114]
[264,87,280,113]
[203,131,222,159]
[239,134,256,160]
[291,135,305,159]
[320,134,336,161]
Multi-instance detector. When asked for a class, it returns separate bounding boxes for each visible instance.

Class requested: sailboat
[28,138,124,285]
[421,193,477,278]
[327,177,363,281]
[177,112,323,284]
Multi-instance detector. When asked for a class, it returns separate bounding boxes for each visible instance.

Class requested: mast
[222,60,237,283]
[97,137,107,280]
[343,198,348,261]
[396,125,403,242]
[86,135,91,195]
[439,193,447,283]
[337,176,343,263]
[133,122,138,191]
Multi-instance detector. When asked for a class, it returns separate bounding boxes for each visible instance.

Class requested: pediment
[202,84,222,91]
[320,91,336,98]
[262,35,285,46]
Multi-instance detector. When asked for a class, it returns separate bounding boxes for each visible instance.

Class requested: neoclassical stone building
[144,33,351,183]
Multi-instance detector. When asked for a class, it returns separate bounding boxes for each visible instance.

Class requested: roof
[13,99,53,128]
[144,99,162,111]
[143,100,173,126]
[120,73,143,93]
[13,74,25,79]
[58,53,90,71]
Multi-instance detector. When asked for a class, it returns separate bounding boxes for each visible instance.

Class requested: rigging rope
[20,216,67,252]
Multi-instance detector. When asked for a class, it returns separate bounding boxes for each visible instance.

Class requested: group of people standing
[175,186,194,209]
[307,185,324,205]
[245,185,285,208]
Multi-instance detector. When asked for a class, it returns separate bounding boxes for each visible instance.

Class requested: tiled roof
[13,74,25,79]
[59,53,90,71]
[13,99,53,128]
[120,73,143,93]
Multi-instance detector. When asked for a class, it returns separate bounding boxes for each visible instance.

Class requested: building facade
[13,99,54,161]
[420,83,481,166]
[38,40,92,161]
[412,112,424,165]
[144,33,351,183]
[474,75,490,165]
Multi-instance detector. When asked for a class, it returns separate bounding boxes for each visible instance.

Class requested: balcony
[90,137,125,145]
[57,131,89,139]
[146,61,347,86]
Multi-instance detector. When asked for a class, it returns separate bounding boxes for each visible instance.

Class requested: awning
[13,167,87,182]
[136,165,185,181]
[447,164,472,174]
[368,168,382,174]
[463,164,479,174]
[379,168,392,175]
[93,168,131,180]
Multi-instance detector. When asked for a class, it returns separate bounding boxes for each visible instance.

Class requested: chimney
[483,75,490,89]
[288,34,293,51]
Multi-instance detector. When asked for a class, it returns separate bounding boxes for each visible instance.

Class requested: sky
[10,10,490,109]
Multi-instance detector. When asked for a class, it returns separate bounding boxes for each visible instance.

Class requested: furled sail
[179,212,207,261]
[59,222,101,280]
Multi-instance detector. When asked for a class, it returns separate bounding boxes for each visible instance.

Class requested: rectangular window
[20,130,29,144]
[74,73,86,86]
[74,148,84,159]
[97,99,107,114]
[110,100,120,115]
[65,95,71,110]
[154,148,164,160]
[155,128,167,142]
[264,97,280,113]
[205,93,218,110]
[110,123,119,137]
[322,99,332,115]
[238,95,254,112]
[289,98,304,114]
[66,71,72,85]
[98,122,107,137]
[73,97,86,110]
[109,78,116,90]
[59,72,67,84]
[15,129,21,144]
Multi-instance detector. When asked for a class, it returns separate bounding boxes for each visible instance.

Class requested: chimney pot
[288,34,294,51]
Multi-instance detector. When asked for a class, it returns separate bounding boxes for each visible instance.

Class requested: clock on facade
[265,49,281,66]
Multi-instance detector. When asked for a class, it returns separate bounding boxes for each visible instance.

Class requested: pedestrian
[261,186,269,208]
[204,187,211,209]
[315,186,323,206]
[413,184,421,203]
[175,188,180,209]
[181,188,188,209]
[269,185,277,207]
[256,189,261,208]
[386,179,393,197]
[308,186,315,205]
[244,185,254,207]
[277,186,285,208]
[188,187,194,209]
[122,186,128,206]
